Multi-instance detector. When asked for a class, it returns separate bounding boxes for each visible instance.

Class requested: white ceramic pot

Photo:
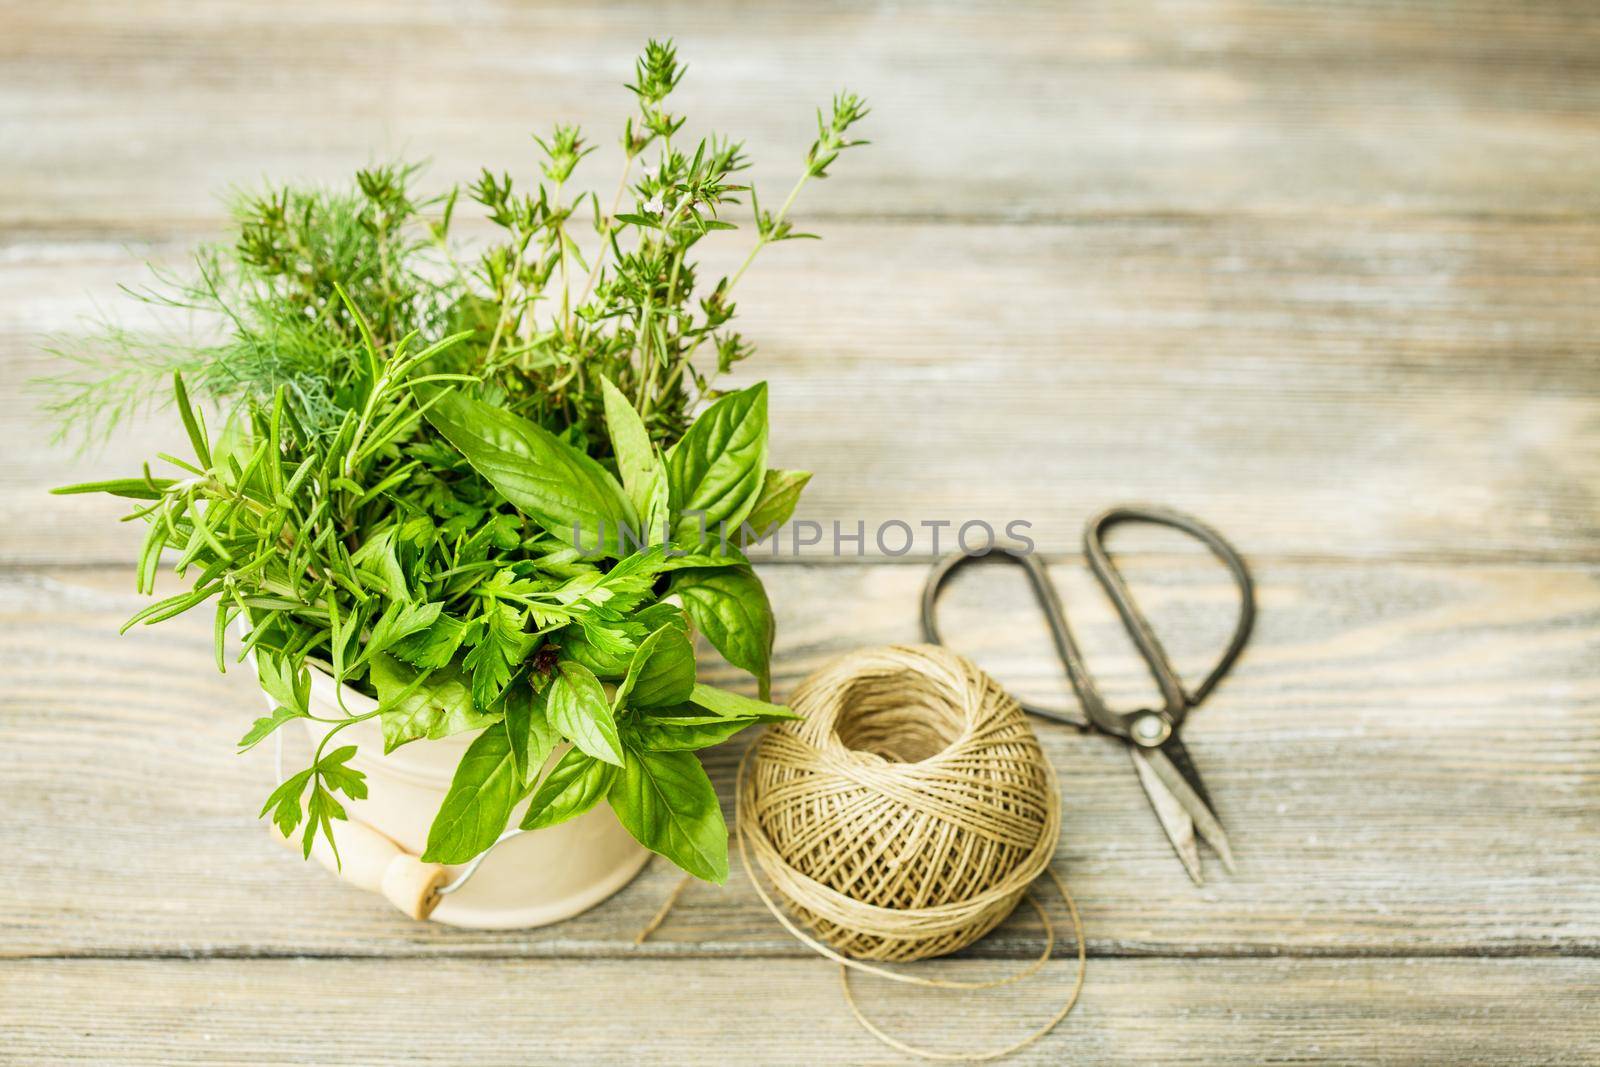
[286,668,650,928]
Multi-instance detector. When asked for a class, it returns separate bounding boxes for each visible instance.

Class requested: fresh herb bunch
[49,41,867,882]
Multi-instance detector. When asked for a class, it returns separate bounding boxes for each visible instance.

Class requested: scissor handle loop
[1083,505,1255,716]
[921,549,1091,729]
[921,505,1255,735]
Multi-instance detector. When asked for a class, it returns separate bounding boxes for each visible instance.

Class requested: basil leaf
[626,706,738,725]
[504,683,559,788]
[673,565,776,699]
[608,747,728,883]
[630,715,760,751]
[424,389,637,556]
[735,469,811,545]
[616,623,696,711]
[688,682,800,721]
[613,624,667,707]
[547,660,624,766]
[640,459,672,545]
[636,601,691,634]
[600,374,657,515]
[520,747,617,830]
[652,544,749,572]
[373,654,499,752]
[422,728,520,863]
[665,382,767,548]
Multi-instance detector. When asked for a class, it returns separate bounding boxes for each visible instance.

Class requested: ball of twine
[738,643,1062,963]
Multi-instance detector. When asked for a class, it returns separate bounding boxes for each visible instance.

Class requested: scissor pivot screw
[1130,712,1171,747]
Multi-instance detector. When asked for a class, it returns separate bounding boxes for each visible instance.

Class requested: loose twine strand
[644,645,1087,1061]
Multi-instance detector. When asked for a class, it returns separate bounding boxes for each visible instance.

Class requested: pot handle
[272,818,447,921]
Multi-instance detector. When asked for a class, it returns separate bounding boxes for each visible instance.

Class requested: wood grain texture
[2,561,1594,960]
[4,1,1598,1061]
[3,0,1599,232]
[10,214,1599,564]
[5,957,1597,1065]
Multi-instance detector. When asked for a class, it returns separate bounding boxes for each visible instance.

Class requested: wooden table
[3,3,1597,1062]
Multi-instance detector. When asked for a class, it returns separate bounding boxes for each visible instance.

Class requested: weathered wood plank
[2,561,1594,959]
[4,1,1599,231]
[8,216,1598,564]
[5,957,1597,1065]
[6,2,1596,1058]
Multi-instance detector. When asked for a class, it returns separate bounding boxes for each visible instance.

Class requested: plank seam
[4,945,1597,963]
[5,209,1600,242]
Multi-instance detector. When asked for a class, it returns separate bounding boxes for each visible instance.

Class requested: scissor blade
[1143,745,1236,875]
[1129,747,1203,885]
[1161,733,1217,818]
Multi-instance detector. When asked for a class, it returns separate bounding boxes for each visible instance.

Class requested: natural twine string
[638,859,1085,1061]
[732,644,1086,1061]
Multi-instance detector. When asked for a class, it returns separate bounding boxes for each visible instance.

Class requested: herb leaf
[316,745,369,804]
[255,651,311,717]
[674,566,776,698]
[389,614,470,670]
[260,745,368,860]
[363,600,444,663]
[546,660,625,766]
[260,767,314,838]
[237,705,306,752]
[556,624,639,678]
[615,621,696,710]
[608,746,728,883]
[665,383,768,548]
[422,728,520,863]
[520,746,617,830]
[629,714,759,751]
[688,682,800,721]
[600,374,657,514]
[737,469,811,544]
[504,683,559,787]
[424,389,638,556]
[51,477,176,500]
[462,601,536,712]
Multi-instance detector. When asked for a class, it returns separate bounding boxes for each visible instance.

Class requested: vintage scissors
[921,504,1255,884]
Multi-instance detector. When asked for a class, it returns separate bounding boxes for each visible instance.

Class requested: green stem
[484,230,532,367]
[575,152,638,314]
[730,171,808,289]
[555,180,571,336]
[637,191,700,416]
[670,168,815,398]
[634,289,657,409]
